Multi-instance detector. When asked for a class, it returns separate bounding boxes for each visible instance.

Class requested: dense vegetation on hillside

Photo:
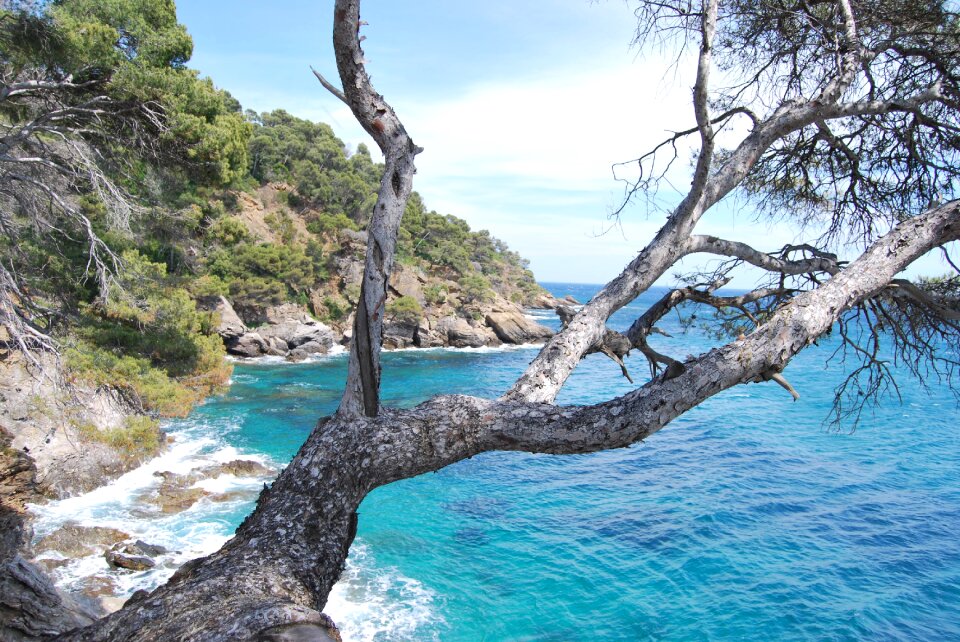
[0,0,542,423]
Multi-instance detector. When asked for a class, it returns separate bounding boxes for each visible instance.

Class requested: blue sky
[177,1,954,284]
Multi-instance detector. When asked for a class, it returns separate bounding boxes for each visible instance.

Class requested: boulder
[259,320,335,353]
[226,332,268,358]
[265,336,288,357]
[383,321,418,349]
[286,349,308,362]
[104,542,158,571]
[485,311,553,345]
[202,459,274,478]
[298,340,329,355]
[410,317,442,348]
[437,317,499,348]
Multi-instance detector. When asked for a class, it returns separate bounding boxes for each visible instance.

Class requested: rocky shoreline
[207,285,575,361]
[0,293,574,639]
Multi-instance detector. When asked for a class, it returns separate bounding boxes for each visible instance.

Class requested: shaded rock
[226,332,268,358]
[0,426,43,559]
[0,555,102,640]
[33,524,130,559]
[485,311,553,345]
[383,320,418,349]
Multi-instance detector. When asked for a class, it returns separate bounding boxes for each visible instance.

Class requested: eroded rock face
[436,317,500,348]
[204,296,247,340]
[383,320,418,349]
[485,311,553,344]
[388,264,426,304]
[0,357,147,499]
[226,332,269,358]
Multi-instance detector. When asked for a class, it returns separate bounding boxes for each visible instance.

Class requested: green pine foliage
[2,3,544,435]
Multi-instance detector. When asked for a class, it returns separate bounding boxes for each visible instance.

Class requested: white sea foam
[227,344,349,365]
[27,417,270,598]
[27,370,435,636]
[326,542,441,642]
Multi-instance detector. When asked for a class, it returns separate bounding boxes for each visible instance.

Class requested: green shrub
[387,296,423,324]
[306,211,359,236]
[78,416,164,463]
[207,216,250,246]
[458,274,493,304]
[320,295,350,322]
[424,283,447,305]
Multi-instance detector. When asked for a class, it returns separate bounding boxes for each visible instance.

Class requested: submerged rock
[104,542,158,571]
[203,460,274,478]
[33,524,130,559]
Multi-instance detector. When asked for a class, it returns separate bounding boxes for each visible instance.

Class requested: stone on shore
[485,311,553,344]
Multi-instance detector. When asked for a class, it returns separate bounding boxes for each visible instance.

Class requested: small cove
[31,283,960,640]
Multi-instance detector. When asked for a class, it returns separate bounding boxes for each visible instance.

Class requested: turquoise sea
[32,283,960,640]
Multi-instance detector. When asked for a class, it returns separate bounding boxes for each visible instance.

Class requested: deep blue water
[151,284,960,639]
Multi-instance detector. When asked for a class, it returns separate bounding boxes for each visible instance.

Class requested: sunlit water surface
[31,284,960,640]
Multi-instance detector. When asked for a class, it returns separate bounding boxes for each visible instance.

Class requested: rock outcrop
[0,356,153,498]
[224,303,337,360]
[485,311,553,344]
